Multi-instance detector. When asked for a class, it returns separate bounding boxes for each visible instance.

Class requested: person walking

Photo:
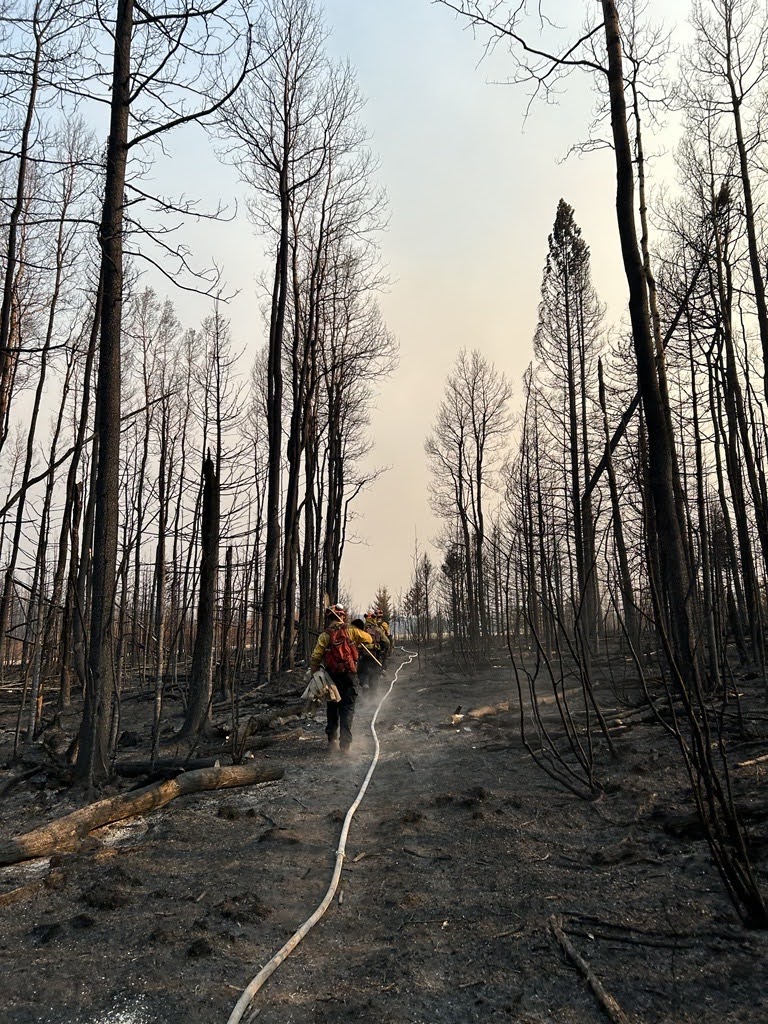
[363,609,389,685]
[352,616,376,690]
[307,605,372,752]
[374,607,392,670]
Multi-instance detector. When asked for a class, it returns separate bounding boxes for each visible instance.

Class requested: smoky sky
[153,0,690,610]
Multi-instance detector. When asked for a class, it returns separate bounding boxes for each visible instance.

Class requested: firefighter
[351,612,378,690]
[361,609,387,680]
[375,606,392,668]
[307,605,372,751]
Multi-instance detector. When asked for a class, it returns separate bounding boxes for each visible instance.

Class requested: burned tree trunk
[219,544,233,701]
[601,0,699,682]
[179,453,219,742]
[597,358,639,654]
[75,0,134,785]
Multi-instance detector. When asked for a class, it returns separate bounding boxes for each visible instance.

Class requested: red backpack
[324,623,359,674]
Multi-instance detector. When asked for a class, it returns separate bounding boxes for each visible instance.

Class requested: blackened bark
[601,1,698,681]
[258,221,287,681]
[76,0,134,784]
[45,281,102,699]
[686,316,721,689]
[219,545,233,700]
[150,407,170,760]
[597,358,639,653]
[60,482,83,708]
[179,454,219,741]
[0,17,42,450]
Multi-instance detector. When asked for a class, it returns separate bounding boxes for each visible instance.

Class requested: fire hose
[226,646,417,1024]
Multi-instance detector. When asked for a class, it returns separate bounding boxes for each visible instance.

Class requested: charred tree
[179,454,220,742]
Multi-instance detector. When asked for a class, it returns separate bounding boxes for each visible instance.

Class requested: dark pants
[325,671,357,749]
[357,653,377,689]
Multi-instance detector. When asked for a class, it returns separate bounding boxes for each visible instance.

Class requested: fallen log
[0,766,44,799]
[113,757,224,778]
[205,710,306,761]
[0,764,284,866]
[549,915,631,1024]
[204,728,303,760]
[737,752,768,768]
[467,700,512,720]
[237,703,306,734]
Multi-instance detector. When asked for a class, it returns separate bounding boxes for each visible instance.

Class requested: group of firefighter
[303,603,393,753]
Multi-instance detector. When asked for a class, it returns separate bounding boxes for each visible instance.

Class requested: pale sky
[154,0,692,610]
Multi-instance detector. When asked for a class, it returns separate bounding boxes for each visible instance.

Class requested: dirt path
[0,654,766,1024]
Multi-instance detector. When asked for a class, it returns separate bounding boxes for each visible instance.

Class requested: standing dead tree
[76,0,251,785]
[217,0,327,682]
[426,349,512,661]
[178,452,219,742]
[218,0,395,678]
[533,199,603,659]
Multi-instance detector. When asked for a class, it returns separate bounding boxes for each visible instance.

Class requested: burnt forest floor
[0,647,767,1024]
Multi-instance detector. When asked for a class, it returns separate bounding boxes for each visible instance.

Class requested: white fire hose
[226,647,417,1024]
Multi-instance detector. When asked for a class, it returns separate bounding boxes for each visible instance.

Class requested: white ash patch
[88,997,152,1024]
[92,817,149,848]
